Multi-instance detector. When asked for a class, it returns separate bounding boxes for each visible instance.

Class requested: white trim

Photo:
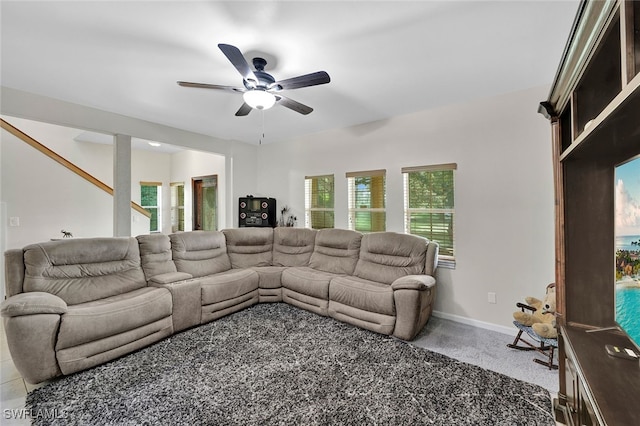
[432,310,515,336]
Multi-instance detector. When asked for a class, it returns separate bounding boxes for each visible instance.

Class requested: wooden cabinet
[560,326,640,425]
[540,1,640,424]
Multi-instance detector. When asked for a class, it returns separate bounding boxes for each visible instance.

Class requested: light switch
[9,217,20,227]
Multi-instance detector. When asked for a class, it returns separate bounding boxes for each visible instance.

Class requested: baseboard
[432,310,515,336]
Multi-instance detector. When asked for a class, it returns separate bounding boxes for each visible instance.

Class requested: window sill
[437,257,456,269]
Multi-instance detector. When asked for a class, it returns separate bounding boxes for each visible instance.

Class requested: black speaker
[239,196,276,227]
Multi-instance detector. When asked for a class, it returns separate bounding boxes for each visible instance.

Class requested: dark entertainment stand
[540,1,640,424]
[562,326,640,425]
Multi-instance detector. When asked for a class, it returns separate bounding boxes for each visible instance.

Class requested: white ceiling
[0,0,579,146]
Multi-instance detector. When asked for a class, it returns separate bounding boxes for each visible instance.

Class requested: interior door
[192,175,217,231]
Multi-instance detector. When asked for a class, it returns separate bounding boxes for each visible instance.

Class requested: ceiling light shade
[243,90,276,110]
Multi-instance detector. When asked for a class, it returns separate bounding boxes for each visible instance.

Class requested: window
[170,182,185,232]
[347,169,386,233]
[402,163,456,262]
[305,175,334,229]
[140,182,162,232]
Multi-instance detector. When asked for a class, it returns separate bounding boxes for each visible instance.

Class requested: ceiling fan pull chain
[259,109,265,145]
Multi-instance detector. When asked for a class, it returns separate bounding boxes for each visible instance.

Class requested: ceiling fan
[178,43,330,116]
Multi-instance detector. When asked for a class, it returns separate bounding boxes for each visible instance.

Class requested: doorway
[192,175,218,231]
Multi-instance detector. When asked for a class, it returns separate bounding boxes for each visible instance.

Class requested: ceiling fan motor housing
[243,57,279,90]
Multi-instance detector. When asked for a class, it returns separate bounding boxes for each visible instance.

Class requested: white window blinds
[305,174,335,229]
[170,182,185,232]
[346,169,386,233]
[402,163,456,259]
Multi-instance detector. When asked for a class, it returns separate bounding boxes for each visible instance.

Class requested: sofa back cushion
[222,228,273,268]
[22,237,146,305]
[170,231,231,277]
[309,229,362,275]
[273,228,317,267]
[136,234,177,281]
[354,232,427,285]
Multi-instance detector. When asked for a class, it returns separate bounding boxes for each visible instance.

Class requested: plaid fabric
[512,321,558,348]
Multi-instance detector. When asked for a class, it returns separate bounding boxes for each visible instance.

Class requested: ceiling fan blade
[276,95,313,115]
[272,71,330,91]
[235,102,252,117]
[177,81,244,92]
[218,43,258,86]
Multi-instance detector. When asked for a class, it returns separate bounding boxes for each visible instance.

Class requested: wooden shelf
[541,1,640,424]
[559,72,640,162]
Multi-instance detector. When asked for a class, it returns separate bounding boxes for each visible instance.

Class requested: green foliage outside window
[141,184,160,232]
[406,170,454,257]
[350,176,385,233]
[307,175,335,229]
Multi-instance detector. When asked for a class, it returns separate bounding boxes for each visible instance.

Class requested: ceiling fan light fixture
[243,89,276,110]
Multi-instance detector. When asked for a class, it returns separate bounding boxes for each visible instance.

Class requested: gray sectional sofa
[1,227,438,384]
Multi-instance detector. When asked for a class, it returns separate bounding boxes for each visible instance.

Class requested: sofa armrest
[149,277,200,332]
[1,292,67,317]
[392,275,437,341]
[1,292,66,383]
[391,275,436,291]
[148,271,193,285]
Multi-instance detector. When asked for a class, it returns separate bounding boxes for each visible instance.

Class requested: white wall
[1,126,134,246]
[0,118,153,247]
[1,117,233,243]
[256,85,555,330]
[4,117,115,185]
[0,87,259,230]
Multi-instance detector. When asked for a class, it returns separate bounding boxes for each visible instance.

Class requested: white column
[225,154,234,228]
[113,134,131,237]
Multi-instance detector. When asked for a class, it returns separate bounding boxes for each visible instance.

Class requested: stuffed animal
[513,284,557,339]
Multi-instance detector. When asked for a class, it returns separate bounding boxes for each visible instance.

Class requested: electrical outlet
[9,217,20,227]
[488,292,497,304]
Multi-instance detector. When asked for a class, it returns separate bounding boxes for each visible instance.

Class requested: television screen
[250,199,262,212]
[615,155,640,352]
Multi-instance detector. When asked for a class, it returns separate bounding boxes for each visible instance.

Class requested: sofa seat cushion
[252,266,285,289]
[281,266,341,300]
[200,269,259,305]
[329,276,395,316]
[56,287,172,350]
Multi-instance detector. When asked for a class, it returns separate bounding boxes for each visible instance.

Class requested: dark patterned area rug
[27,303,554,425]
